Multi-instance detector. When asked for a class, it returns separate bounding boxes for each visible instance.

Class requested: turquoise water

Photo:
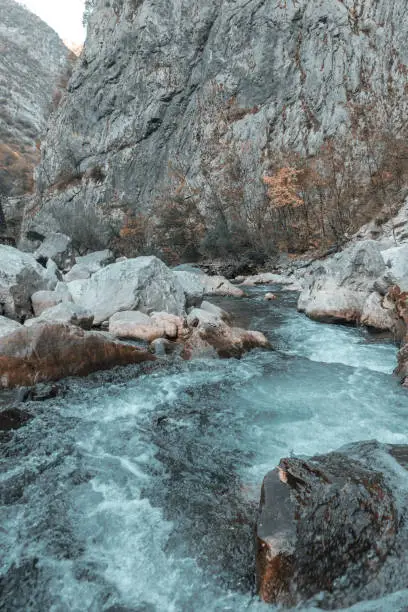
[1,288,407,611]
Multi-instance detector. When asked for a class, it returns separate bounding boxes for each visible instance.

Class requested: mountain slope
[27,0,408,251]
[0,0,72,199]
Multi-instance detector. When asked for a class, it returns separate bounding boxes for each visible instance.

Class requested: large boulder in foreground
[257,441,404,608]
[0,322,155,388]
[0,245,56,320]
[72,256,186,324]
[298,241,386,324]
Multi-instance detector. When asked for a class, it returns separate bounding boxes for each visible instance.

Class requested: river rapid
[1,287,408,611]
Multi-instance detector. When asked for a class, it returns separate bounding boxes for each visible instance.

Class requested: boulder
[75,249,114,272]
[298,241,386,324]
[174,270,244,307]
[199,300,231,323]
[0,316,22,339]
[109,311,165,342]
[150,312,187,339]
[0,322,155,388]
[64,263,92,282]
[241,273,294,286]
[72,256,186,324]
[25,302,94,330]
[183,307,269,359]
[381,244,408,290]
[265,293,277,301]
[31,285,72,317]
[257,441,403,608]
[0,245,56,320]
[34,232,73,269]
[360,292,397,331]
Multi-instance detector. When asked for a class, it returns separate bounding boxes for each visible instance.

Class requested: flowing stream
[1,287,408,611]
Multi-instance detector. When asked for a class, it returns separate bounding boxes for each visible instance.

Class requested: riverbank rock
[183,307,269,359]
[0,316,22,339]
[34,232,73,269]
[298,241,386,324]
[0,322,155,388]
[0,245,57,319]
[71,256,186,324]
[25,302,94,330]
[241,273,294,286]
[174,270,244,307]
[109,311,167,342]
[360,292,398,331]
[257,441,405,608]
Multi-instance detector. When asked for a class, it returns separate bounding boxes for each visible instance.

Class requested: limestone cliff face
[0,0,71,200]
[29,0,408,248]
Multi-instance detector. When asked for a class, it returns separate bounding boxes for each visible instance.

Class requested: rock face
[0,322,155,388]
[0,0,71,202]
[257,441,407,608]
[298,241,386,323]
[71,256,186,324]
[27,0,408,247]
[0,245,57,319]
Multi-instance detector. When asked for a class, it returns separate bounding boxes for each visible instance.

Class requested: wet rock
[72,256,186,324]
[0,245,56,319]
[265,293,277,301]
[298,241,386,324]
[242,273,294,286]
[183,308,269,359]
[0,322,155,388]
[200,300,231,323]
[0,407,32,431]
[257,441,402,608]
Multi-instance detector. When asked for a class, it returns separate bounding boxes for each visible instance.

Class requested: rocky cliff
[0,0,71,204]
[27,0,408,250]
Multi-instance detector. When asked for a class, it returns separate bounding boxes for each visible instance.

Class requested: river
[1,286,408,611]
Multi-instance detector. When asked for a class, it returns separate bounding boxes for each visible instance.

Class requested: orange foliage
[263,167,304,209]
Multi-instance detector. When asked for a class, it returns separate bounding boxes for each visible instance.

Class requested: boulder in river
[298,241,386,324]
[0,322,155,388]
[0,245,57,320]
[25,302,95,331]
[257,441,404,608]
[174,270,244,307]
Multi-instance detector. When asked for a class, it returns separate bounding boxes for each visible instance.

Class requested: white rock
[73,256,185,325]
[0,245,56,320]
[298,241,386,323]
[0,316,22,339]
[361,292,396,331]
[25,302,94,330]
[75,249,114,272]
[31,289,67,316]
[381,244,408,290]
[200,300,231,322]
[64,263,92,282]
[241,273,294,286]
[34,233,73,269]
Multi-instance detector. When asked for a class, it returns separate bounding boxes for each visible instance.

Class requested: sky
[18,0,86,45]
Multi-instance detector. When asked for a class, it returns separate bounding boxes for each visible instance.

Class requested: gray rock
[381,244,408,290]
[200,300,231,323]
[31,289,68,317]
[75,249,114,272]
[360,292,397,331]
[74,256,186,325]
[25,302,94,330]
[298,241,386,323]
[64,263,92,282]
[0,0,71,199]
[0,245,56,319]
[0,315,22,338]
[34,233,73,269]
[26,0,408,248]
[174,271,244,308]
